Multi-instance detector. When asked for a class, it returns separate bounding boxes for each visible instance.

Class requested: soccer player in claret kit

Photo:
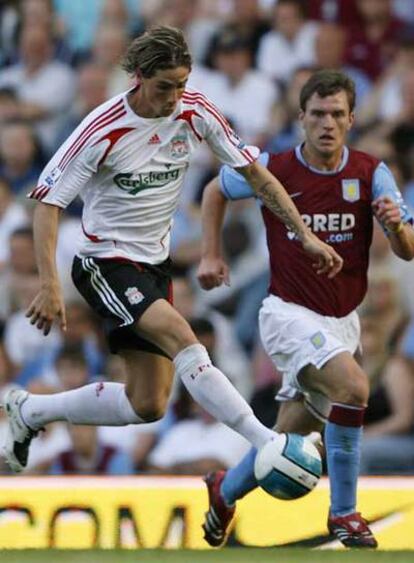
[198,69,414,549]
[1,28,342,475]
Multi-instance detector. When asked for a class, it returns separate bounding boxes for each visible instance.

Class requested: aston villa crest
[342,179,360,202]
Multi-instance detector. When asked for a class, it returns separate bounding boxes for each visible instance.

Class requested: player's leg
[257,295,377,547]
[122,349,173,422]
[2,350,172,473]
[136,298,276,448]
[15,351,173,427]
[299,355,377,548]
[299,353,367,517]
[202,400,322,547]
[2,257,175,473]
[221,399,323,505]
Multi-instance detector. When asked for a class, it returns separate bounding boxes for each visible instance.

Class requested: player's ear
[135,70,142,86]
[298,109,305,127]
[347,111,355,130]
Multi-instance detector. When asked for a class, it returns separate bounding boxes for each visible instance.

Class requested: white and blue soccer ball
[254,433,322,500]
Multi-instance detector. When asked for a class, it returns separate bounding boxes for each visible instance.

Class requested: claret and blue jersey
[219,145,413,318]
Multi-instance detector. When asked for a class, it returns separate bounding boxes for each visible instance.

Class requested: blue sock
[221,447,258,506]
[325,402,365,517]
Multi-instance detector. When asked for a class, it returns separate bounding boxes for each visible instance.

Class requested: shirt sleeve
[195,94,260,167]
[219,152,270,200]
[372,162,413,230]
[27,123,109,208]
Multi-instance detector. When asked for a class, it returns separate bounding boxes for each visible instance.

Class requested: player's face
[139,66,190,118]
[299,91,354,158]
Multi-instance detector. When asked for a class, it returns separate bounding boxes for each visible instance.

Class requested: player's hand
[197,256,230,290]
[372,196,403,233]
[25,284,67,336]
[301,231,343,278]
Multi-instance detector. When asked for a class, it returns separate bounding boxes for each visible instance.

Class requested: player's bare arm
[372,196,414,261]
[197,177,230,290]
[237,160,343,278]
[25,202,67,335]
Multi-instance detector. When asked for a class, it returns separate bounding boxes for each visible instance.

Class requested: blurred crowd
[0,0,414,477]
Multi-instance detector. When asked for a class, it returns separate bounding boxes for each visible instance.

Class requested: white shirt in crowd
[0,61,76,151]
[257,21,319,83]
[148,418,250,470]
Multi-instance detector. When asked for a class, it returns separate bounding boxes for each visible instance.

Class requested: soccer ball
[254,433,322,500]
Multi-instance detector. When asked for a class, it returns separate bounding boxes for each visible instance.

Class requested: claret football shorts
[72,255,173,357]
[259,294,361,422]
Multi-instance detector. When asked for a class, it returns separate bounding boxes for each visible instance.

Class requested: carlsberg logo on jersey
[287,213,355,244]
[114,169,180,195]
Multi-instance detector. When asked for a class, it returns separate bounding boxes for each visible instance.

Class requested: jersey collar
[295,143,349,175]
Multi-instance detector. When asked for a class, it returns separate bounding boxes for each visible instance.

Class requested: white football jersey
[29,87,259,264]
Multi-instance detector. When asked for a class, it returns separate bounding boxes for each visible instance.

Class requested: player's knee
[332,374,369,407]
[133,396,167,422]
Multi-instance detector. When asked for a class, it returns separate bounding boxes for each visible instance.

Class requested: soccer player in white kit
[2,26,342,474]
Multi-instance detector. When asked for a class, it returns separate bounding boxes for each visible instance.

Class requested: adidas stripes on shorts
[72,255,173,357]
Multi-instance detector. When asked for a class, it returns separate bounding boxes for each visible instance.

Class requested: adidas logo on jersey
[148,134,161,145]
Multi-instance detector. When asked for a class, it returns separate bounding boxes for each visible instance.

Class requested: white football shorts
[259,294,361,422]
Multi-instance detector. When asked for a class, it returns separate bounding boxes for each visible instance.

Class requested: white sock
[174,343,275,448]
[21,382,143,430]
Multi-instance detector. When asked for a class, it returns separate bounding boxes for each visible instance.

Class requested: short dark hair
[11,226,33,240]
[189,317,214,336]
[277,0,307,18]
[299,70,356,112]
[121,25,192,78]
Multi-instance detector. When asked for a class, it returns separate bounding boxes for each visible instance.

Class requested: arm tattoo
[257,181,303,235]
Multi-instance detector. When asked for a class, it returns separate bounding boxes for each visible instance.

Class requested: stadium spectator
[12,0,74,65]
[0,88,19,123]
[86,23,131,97]
[344,0,408,81]
[356,32,414,129]
[0,121,44,197]
[265,66,314,153]
[208,28,279,146]
[0,0,19,67]
[307,0,360,25]
[0,227,41,323]
[0,24,76,152]
[313,23,372,109]
[53,1,101,58]
[205,0,271,67]
[257,0,319,84]
[16,305,105,389]
[0,177,29,271]
[359,311,414,475]
[50,424,134,475]
[152,0,220,64]
[368,219,414,317]
[55,62,110,147]
[147,386,250,474]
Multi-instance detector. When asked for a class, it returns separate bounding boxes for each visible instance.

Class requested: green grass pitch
[0,550,413,563]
